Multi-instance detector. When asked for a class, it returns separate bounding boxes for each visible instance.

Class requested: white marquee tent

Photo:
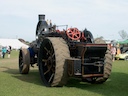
[0,38,29,49]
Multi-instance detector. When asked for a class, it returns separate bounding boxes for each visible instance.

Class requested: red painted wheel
[66,28,81,40]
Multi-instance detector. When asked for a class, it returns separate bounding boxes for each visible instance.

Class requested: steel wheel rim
[39,39,55,86]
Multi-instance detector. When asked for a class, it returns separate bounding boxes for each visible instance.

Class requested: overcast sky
[0,0,128,42]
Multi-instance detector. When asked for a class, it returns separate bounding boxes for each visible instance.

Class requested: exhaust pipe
[39,14,45,21]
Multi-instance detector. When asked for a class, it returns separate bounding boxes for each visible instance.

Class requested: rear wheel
[19,48,30,74]
[94,49,112,83]
[84,39,112,83]
[38,37,70,87]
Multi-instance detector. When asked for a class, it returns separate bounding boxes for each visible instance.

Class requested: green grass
[0,50,128,96]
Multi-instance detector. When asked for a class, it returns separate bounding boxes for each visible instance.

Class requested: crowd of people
[0,46,11,59]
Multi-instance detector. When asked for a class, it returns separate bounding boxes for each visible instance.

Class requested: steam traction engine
[19,14,112,87]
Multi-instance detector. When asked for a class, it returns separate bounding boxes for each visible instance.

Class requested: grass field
[0,50,128,96]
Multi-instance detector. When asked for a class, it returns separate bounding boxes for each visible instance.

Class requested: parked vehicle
[115,51,128,60]
[19,14,112,87]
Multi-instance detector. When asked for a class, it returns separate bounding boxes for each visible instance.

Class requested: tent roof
[0,38,29,49]
[118,39,128,44]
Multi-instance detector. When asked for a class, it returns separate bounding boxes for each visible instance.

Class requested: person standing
[2,47,7,58]
[0,45,2,58]
[111,46,116,62]
[7,46,11,58]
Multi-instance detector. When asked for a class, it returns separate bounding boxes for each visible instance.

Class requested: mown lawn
[0,50,128,96]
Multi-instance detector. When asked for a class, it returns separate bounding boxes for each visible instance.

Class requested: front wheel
[19,48,30,74]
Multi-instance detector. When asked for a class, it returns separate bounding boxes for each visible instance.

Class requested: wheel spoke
[44,47,50,55]
[49,41,54,53]
[74,33,79,38]
[20,63,23,67]
[48,73,54,83]
[19,57,22,60]
[42,59,47,62]
[42,53,55,65]
[44,47,54,56]
[47,53,55,61]
[42,59,47,66]
[44,65,52,75]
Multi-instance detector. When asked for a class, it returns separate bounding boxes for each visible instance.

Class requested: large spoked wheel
[38,37,70,87]
[19,48,30,74]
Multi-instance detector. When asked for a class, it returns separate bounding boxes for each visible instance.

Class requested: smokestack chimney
[39,14,45,21]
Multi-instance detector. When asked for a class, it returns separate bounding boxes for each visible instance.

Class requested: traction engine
[19,14,112,87]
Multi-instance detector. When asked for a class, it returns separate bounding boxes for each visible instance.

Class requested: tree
[118,30,128,39]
